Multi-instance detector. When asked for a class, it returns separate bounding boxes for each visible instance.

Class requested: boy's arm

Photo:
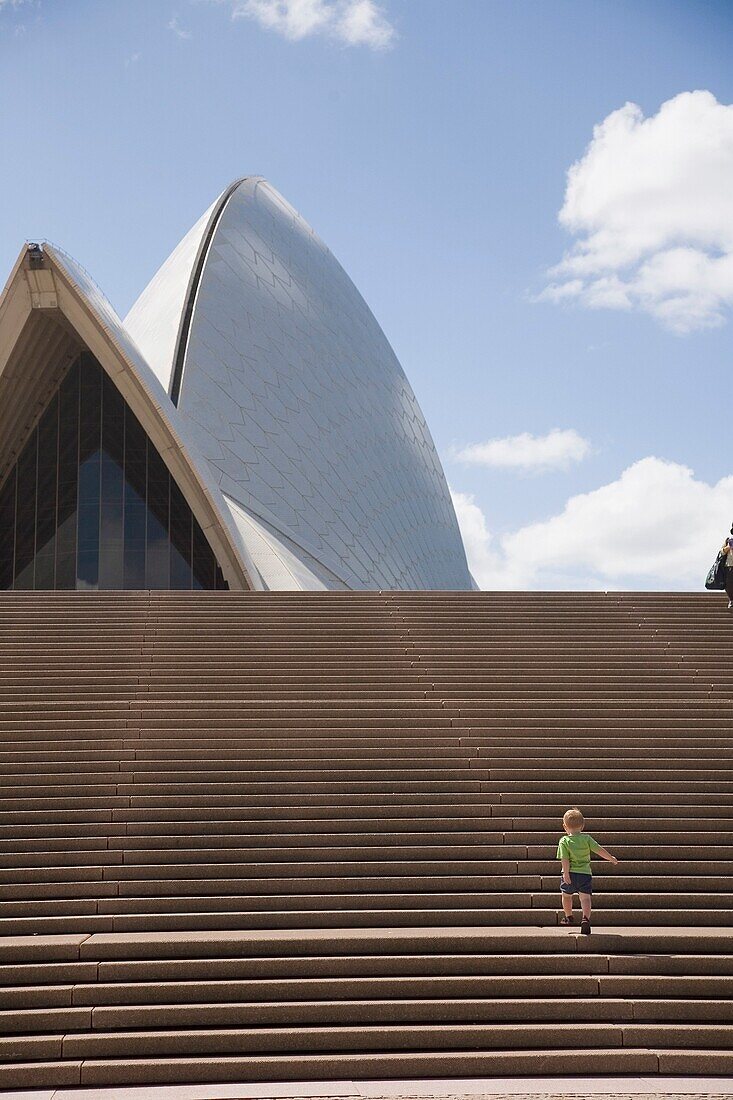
[561,857,571,883]
[595,846,619,865]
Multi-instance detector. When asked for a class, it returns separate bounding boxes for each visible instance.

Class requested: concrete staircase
[1,590,733,1087]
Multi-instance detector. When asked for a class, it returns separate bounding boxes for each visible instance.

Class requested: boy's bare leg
[579,891,591,920]
[561,891,573,918]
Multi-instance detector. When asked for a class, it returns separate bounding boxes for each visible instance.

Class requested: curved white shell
[126,178,472,591]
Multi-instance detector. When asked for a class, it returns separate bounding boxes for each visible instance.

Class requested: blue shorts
[560,872,593,895]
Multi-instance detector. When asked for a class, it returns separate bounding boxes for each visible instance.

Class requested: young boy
[557,807,619,935]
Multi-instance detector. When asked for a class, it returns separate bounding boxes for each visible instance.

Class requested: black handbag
[705,550,727,590]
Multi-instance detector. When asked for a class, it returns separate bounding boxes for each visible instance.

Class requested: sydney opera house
[4,182,727,1090]
[0,177,473,593]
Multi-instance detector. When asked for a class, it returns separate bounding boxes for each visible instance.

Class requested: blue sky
[2,0,732,589]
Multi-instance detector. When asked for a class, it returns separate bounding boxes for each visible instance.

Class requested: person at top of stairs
[557,807,619,936]
[720,526,733,609]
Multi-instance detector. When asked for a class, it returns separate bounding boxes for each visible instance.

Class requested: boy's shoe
[580,918,591,935]
[560,915,574,925]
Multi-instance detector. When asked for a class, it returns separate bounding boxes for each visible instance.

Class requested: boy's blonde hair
[563,807,585,829]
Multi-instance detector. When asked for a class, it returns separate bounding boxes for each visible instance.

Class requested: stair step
[0,1049,668,1088]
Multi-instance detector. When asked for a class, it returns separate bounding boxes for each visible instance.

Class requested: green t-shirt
[556,832,601,875]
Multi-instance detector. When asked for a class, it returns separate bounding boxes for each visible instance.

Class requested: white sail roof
[125,178,473,591]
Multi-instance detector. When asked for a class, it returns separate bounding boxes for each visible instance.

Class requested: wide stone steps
[2,590,733,1085]
[5,927,733,1084]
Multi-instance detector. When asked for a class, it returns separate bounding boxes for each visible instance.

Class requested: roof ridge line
[169,176,263,405]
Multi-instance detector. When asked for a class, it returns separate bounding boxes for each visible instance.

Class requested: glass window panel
[33,548,55,590]
[76,356,101,589]
[34,393,59,588]
[101,373,124,464]
[0,468,16,589]
[55,361,79,590]
[99,372,124,588]
[123,406,147,589]
[169,481,192,589]
[76,551,99,589]
[13,429,38,589]
[77,505,100,589]
[145,442,170,589]
[78,354,101,457]
[77,452,100,512]
[192,517,216,590]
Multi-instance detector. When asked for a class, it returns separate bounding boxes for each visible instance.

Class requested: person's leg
[561,888,573,919]
[725,567,733,606]
[579,891,591,921]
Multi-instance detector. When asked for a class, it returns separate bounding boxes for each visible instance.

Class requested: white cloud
[218,0,395,48]
[0,0,37,37]
[453,458,733,590]
[451,490,528,589]
[542,91,733,332]
[0,0,34,21]
[454,429,591,473]
[168,15,192,38]
[335,0,392,46]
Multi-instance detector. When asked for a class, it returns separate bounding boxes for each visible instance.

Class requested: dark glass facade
[0,353,229,591]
